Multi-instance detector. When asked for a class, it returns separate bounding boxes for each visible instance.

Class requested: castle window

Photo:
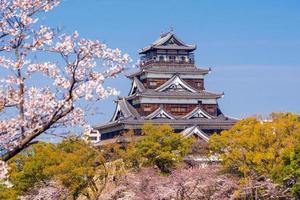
[143,104,152,112]
[195,81,203,88]
[206,106,216,114]
[171,107,187,113]
[144,107,151,111]
[159,56,164,61]
[169,56,175,61]
[149,81,157,86]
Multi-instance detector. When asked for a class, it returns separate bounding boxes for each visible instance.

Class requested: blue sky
[43,0,300,125]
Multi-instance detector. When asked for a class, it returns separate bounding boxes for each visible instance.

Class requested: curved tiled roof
[110,98,140,122]
[181,126,209,141]
[94,116,237,130]
[139,32,196,54]
[128,77,146,95]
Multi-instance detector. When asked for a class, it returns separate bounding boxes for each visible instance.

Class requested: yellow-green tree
[5,138,107,200]
[8,142,58,194]
[276,142,300,198]
[0,184,18,200]
[209,112,300,197]
[125,123,192,173]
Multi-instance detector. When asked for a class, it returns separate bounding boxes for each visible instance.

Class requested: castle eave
[126,66,211,79]
[94,117,237,135]
[139,32,196,54]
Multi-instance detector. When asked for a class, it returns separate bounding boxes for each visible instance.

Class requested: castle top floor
[139,32,197,67]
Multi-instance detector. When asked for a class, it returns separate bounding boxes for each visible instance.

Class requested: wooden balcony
[140,59,195,68]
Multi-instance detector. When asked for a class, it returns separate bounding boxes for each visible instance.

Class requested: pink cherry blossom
[0,0,131,179]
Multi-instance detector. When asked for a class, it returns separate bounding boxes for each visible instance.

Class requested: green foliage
[5,137,106,199]
[209,112,300,198]
[125,123,192,173]
[0,183,18,200]
[276,142,300,198]
[9,142,57,194]
[1,125,192,199]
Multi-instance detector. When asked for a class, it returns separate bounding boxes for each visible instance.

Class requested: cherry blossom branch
[0,0,131,167]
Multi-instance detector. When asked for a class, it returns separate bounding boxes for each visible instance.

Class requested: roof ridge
[121,98,133,117]
[133,77,146,91]
[122,98,140,118]
[201,89,224,96]
[139,32,196,54]
[181,126,209,141]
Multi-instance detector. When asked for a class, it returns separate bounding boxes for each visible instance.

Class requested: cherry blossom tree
[0,0,130,171]
[19,181,71,200]
[100,166,239,200]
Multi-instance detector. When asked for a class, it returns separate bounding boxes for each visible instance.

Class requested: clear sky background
[43,0,300,126]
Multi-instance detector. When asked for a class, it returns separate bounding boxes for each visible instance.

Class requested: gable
[114,110,124,121]
[192,127,209,141]
[163,36,181,46]
[189,109,212,119]
[129,83,138,96]
[152,110,173,119]
[181,126,209,141]
[128,77,145,96]
[155,76,197,93]
[111,104,122,122]
[145,107,175,120]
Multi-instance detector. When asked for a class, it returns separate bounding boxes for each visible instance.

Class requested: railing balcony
[140,54,195,67]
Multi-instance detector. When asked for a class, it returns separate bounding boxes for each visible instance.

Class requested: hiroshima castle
[89,32,237,144]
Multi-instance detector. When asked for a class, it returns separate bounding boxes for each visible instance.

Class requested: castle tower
[90,32,236,143]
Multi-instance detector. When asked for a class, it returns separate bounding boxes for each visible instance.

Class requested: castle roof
[139,32,196,54]
[128,77,146,95]
[126,90,223,100]
[93,115,237,132]
[127,74,223,100]
[181,126,209,141]
[110,98,140,122]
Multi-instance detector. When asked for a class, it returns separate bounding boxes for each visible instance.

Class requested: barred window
[171,107,187,112]
[149,81,157,86]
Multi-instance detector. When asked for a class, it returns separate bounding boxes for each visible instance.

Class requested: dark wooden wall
[184,79,204,90]
[141,78,204,90]
[136,103,217,117]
